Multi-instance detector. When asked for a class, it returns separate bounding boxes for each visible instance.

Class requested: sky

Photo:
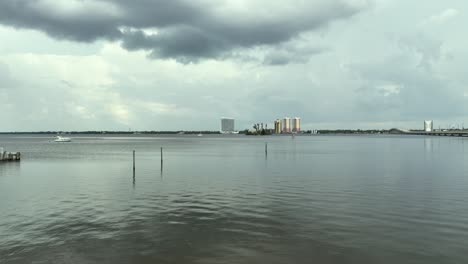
[0,0,467,131]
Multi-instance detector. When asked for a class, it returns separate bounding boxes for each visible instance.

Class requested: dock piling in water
[265,142,268,156]
[160,147,164,177]
[0,150,21,162]
[133,150,135,173]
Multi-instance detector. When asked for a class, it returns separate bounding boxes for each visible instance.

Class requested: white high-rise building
[274,119,282,134]
[282,117,291,133]
[424,120,433,132]
[221,118,235,133]
[292,117,301,132]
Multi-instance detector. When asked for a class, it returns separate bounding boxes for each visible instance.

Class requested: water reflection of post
[160,160,164,178]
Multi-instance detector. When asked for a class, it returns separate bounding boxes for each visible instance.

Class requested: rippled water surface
[1,134,468,263]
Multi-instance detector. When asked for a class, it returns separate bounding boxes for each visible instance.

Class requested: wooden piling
[161,147,163,163]
[133,150,135,172]
[265,142,268,156]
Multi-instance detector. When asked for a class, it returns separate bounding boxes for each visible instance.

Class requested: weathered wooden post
[161,147,163,163]
[133,150,136,173]
[265,142,268,156]
[159,147,164,176]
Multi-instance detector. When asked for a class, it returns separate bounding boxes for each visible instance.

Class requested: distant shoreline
[0,129,391,135]
[1,129,466,136]
[0,131,223,135]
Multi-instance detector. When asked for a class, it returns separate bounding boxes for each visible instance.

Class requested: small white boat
[54,136,72,142]
[197,133,203,137]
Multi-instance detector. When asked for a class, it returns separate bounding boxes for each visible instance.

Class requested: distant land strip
[3,129,466,136]
[0,131,223,135]
[0,130,392,135]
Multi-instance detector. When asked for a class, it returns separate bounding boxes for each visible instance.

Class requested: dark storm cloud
[0,0,122,42]
[120,25,229,61]
[0,0,369,62]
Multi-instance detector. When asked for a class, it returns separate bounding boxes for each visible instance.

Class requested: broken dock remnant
[0,150,21,162]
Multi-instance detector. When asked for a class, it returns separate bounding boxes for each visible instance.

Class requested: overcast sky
[0,0,467,131]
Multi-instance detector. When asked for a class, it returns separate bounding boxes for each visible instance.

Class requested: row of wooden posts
[131,143,268,173]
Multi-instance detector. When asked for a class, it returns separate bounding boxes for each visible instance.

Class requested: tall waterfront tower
[282,117,291,133]
[221,118,235,133]
[424,120,433,132]
[274,119,283,134]
[292,117,301,132]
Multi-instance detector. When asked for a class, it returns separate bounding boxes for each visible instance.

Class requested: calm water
[1,134,468,263]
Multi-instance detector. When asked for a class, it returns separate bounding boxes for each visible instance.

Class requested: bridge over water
[389,128,468,137]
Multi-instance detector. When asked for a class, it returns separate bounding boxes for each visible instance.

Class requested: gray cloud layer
[1,1,466,131]
[0,0,369,62]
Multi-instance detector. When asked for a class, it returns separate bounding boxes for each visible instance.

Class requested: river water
[1,134,467,263]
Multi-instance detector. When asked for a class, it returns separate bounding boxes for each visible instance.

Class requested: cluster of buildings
[220,117,303,135]
[423,120,465,132]
[220,117,462,136]
[274,117,301,134]
[423,120,464,131]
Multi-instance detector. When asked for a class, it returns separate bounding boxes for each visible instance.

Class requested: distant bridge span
[389,128,468,137]
[389,128,410,134]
